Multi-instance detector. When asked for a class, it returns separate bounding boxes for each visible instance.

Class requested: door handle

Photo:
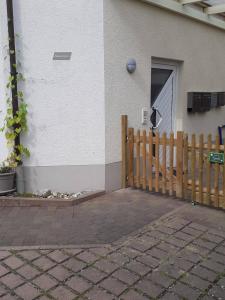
[151,107,162,129]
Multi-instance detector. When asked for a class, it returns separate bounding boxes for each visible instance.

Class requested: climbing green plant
[0,42,30,169]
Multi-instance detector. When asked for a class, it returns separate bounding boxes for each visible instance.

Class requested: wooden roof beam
[180,0,202,5]
[205,4,225,15]
[140,0,225,30]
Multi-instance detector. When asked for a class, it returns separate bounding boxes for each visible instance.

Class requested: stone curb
[0,243,111,251]
[0,190,105,207]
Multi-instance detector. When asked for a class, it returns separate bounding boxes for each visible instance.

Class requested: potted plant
[0,100,30,195]
[0,161,16,195]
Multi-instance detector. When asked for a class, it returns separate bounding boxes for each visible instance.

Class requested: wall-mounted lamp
[126,58,136,74]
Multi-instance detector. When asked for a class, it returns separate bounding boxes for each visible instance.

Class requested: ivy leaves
[0,51,30,168]
[1,98,30,164]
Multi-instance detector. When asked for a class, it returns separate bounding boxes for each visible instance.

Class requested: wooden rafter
[180,0,202,4]
[205,3,225,15]
[140,0,225,30]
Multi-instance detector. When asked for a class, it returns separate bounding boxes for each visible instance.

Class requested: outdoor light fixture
[53,52,72,60]
[126,58,136,74]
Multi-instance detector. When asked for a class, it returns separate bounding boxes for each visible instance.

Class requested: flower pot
[0,172,16,195]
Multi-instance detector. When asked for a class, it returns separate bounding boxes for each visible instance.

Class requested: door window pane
[151,68,172,106]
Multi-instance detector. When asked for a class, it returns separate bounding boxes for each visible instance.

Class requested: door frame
[151,60,178,133]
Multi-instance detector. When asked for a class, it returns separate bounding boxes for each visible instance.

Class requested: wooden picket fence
[121,115,225,210]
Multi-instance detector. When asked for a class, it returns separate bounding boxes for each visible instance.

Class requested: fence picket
[155,131,160,192]
[199,134,204,204]
[136,130,141,188]
[128,128,134,187]
[169,132,174,196]
[142,130,147,189]
[191,134,196,202]
[214,135,220,207]
[122,115,225,212]
[162,132,167,194]
[149,131,153,191]
[183,134,188,200]
[121,115,128,188]
[206,134,212,205]
[176,132,183,198]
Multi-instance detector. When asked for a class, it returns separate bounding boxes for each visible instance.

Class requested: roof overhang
[140,0,225,30]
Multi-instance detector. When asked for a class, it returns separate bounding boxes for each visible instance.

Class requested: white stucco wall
[2,0,225,193]
[12,0,105,167]
[104,0,225,164]
[0,0,10,163]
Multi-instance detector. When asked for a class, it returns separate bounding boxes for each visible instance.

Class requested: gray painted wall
[22,163,120,193]
[104,0,225,167]
[23,165,105,194]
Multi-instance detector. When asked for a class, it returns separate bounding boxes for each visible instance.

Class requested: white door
[150,63,176,135]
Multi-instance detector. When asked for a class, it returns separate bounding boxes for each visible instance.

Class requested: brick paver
[100,277,127,296]
[135,278,164,298]
[63,257,86,272]
[1,191,225,299]
[85,286,114,300]
[32,256,56,271]
[94,259,119,274]
[14,283,40,300]
[18,250,40,261]
[0,251,11,260]
[66,275,91,293]
[170,281,200,300]
[0,265,9,277]
[50,285,75,300]
[112,268,139,285]
[80,266,106,284]
[48,265,72,281]
[17,264,40,280]
[32,273,57,290]
[1,273,24,289]
[3,256,24,270]
[47,249,69,263]
[121,289,149,300]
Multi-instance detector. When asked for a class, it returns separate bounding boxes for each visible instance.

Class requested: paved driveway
[0,189,183,246]
[0,189,225,299]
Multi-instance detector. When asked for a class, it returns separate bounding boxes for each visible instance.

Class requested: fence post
[176,131,184,198]
[121,115,128,188]
[183,133,188,200]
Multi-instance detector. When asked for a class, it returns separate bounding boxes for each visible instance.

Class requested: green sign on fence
[209,152,224,164]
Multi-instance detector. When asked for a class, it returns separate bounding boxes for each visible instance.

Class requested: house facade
[1,0,225,193]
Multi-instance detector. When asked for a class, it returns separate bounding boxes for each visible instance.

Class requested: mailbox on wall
[218,92,225,107]
[188,92,211,113]
[187,92,225,113]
